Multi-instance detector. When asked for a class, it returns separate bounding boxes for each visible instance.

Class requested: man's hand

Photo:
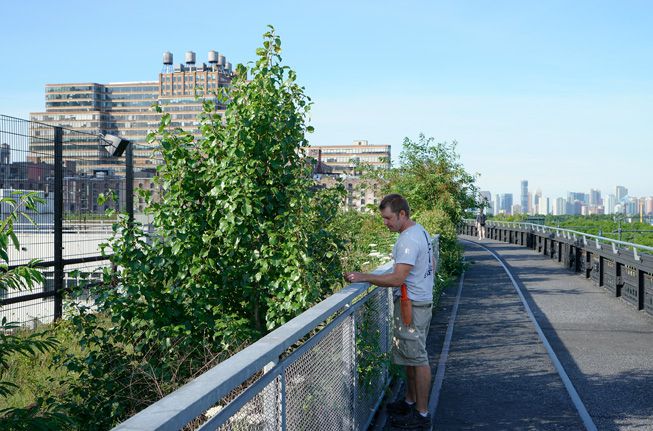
[344,263,413,288]
[344,272,368,283]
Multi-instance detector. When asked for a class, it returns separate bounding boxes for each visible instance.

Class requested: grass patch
[0,320,83,412]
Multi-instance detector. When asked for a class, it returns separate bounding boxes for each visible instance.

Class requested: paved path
[383,236,653,430]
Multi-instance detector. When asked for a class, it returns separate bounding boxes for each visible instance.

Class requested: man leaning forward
[345,194,435,430]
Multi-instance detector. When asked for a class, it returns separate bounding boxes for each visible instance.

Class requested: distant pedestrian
[345,194,435,430]
[476,209,487,240]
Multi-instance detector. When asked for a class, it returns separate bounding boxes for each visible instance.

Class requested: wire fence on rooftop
[0,115,154,327]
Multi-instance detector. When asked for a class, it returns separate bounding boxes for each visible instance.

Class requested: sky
[1,0,651,200]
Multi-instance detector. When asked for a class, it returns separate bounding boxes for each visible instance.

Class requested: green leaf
[9,230,19,250]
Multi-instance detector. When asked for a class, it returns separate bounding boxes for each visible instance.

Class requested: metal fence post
[280,373,287,431]
[125,141,134,226]
[53,126,63,320]
[351,313,358,431]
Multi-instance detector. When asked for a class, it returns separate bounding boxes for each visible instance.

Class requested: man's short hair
[379,194,410,217]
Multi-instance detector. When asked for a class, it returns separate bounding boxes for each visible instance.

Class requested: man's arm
[345,263,413,287]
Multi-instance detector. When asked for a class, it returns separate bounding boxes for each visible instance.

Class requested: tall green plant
[57,27,347,429]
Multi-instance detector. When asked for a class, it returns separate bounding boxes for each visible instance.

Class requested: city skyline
[483,180,653,216]
[479,176,653,209]
[1,1,652,198]
[484,181,649,208]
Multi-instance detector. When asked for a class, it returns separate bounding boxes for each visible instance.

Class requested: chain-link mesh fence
[192,287,393,431]
[354,288,392,429]
[285,315,356,431]
[213,377,281,431]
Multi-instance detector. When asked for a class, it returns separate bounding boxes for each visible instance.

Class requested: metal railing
[461,219,653,314]
[481,220,653,258]
[114,235,440,431]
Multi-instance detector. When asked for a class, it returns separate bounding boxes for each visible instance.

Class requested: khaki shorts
[391,298,432,366]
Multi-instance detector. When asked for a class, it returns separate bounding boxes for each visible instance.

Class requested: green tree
[384,134,478,225]
[57,26,348,429]
[381,134,478,277]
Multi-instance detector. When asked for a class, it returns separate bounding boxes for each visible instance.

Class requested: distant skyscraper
[554,197,566,215]
[499,193,513,215]
[546,197,550,215]
[606,194,617,214]
[616,185,628,202]
[520,180,529,214]
[566,199,582,215]
[645,197,653,216]
[533,189,542,214]
[589,189,602,206]
[567,192,586,204]
[494,194,500,215]
[624,197,637,215]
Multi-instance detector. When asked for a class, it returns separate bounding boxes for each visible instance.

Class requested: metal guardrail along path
[115,237,440,431]
[461,220,653,315]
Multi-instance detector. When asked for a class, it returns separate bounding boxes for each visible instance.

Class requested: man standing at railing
[345,193,434,430]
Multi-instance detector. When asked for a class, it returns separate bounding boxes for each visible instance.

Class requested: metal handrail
[113,264,392,431]
[465,219,653,254]
[114,235,440,431]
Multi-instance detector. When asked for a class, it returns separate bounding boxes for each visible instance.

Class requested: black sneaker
[386,399,415,416]
[390,409,432,430]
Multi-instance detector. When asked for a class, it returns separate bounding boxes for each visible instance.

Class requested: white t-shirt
[392,223,434,302]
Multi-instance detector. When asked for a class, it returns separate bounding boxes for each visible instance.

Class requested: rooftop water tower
[185,51,196,70]
[162,51,173,73]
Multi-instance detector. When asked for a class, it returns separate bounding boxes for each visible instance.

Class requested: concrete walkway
[385,236,653,430]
